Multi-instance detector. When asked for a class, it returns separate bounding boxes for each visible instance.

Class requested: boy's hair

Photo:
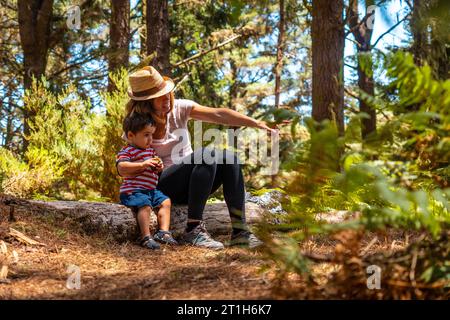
[123,112,155,135]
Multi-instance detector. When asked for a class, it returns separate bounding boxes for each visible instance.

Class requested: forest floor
[0,210,418,299]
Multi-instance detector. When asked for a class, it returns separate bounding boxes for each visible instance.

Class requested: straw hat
[127,66,175,101]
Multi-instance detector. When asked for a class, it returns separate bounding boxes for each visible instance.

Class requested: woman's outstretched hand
[190,104,292,134]
[256,120,278,134]
[256,120,291,134]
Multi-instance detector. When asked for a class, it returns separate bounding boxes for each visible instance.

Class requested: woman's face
[152,94,171,115]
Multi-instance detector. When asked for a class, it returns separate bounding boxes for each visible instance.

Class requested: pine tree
[311,0,345,134]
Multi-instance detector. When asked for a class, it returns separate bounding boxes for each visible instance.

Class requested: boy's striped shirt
[116,145,159,194]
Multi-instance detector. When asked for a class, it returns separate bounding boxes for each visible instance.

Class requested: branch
[173,0,197,5]
[346,105,360,114]
[345,36,360,47]
[173,70,193,91]
[173,34,242,67]
[301,0,312,15]
[345,87,392,120]
[404,0,413,10]
[301,251,334,262]
[0,0,16,11]
[47,52,104,80]
[345,10,375,38]
[371,15,409,48]
[345,63,357,70]
[345,87,359,99]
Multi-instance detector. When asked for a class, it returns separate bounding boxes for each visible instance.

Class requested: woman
[118,66,278,249]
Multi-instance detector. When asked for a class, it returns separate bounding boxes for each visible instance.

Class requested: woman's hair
[125,91,175,125]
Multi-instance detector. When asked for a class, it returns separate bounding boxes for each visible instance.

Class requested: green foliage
[170,1,239,107]
[281,118,344,209]
[1,71,129,201]
[335,163,449,237]
[260,52,450,277]
[266,237,311,274]
[99,69,130,200]
[0,146,63,198]
[385,52,449,171]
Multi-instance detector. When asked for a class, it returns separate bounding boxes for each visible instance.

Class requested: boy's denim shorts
[120,189,169,211]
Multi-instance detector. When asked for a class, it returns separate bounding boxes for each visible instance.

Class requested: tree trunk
[430,35,449,80]
[348,0,376,139]
[3,198,267,243]
[140,0,147,56]
[228,59,238,111]
[429,1,449,80]
[146,0,170,76]
[358,63,375,138]
[410,0,428,67]
[108,0,130,92]
[4,100,14,149]
[17,0,53,152]
[410,0,449,79]
[311,0,345,134]
[272,0,286,186]
[274,0,286,109]
[0,100,3,147]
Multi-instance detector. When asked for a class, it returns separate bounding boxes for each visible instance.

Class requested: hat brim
[127,77,175,101]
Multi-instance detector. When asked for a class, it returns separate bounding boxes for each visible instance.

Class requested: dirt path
[1,207,421,299]
[0,213,275,299]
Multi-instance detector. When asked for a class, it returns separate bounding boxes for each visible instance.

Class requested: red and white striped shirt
[116,145,159,194]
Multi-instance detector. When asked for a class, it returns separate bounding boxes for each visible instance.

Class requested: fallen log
[0,240,8,283]
[3,197,267,242]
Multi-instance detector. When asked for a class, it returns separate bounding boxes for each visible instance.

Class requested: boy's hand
[153,156,164,172]
[142,157,163,172]
[155,164,164,173]
[142,158,158,169]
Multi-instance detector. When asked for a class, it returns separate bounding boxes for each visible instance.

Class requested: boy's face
[127,124,156,149]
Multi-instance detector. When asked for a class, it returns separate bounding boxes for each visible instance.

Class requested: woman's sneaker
[140,235,160,250]
[181,222,224,250]
[229,230,263,248]
[154,230,178,245]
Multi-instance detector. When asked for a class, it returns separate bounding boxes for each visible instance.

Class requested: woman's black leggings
[157,148,247,230]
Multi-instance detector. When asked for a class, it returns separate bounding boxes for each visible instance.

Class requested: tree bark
[108,0,130,92]
[146,0,170,76]
[4,100,14,149]
[311,0,345,134]
[410,0,449,79]
[272,0,287,186]
[410,0,428,67]
[348,0,376,139]
[140,0,147,56]
[228,59,238,111]
[357,62,376,138]
[274,0,286,109]
[17,0,53,152]
[429,0,449,80]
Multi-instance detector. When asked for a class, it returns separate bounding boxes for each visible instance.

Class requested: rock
[246,190,287,214]
[315,210,360,224]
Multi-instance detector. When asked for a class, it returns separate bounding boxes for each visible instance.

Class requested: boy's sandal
[140,235,160,250]
[154,230,178,245]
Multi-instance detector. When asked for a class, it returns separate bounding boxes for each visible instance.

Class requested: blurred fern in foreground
[258,51,449,278]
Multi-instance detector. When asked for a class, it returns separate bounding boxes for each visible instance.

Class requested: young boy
[116,112,177,250]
